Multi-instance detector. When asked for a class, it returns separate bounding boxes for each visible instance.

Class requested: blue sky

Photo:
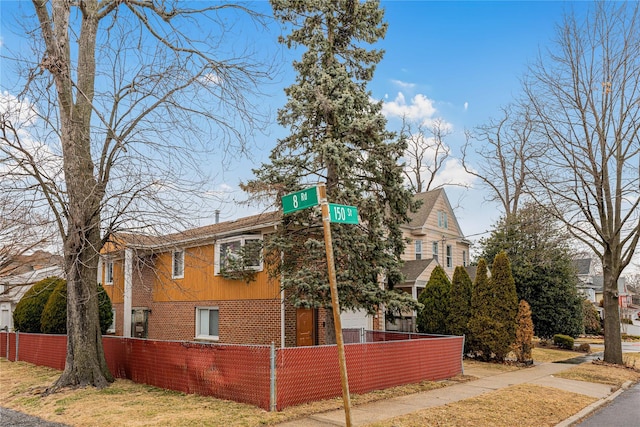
[0,1,602,255]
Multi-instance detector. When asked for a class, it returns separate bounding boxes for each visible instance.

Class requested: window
[172,250,184,279]
[462,250,468,267]
[215,235,263,275]
[414,239,422,260]
[432,242,438,262]
[105,261,114,285]
[196,307,219,340]
[438,211,449,229]
[107,309,116,334]
[446,245,452,268]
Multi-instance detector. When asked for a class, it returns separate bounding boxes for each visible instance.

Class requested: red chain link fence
[1,330,463,411]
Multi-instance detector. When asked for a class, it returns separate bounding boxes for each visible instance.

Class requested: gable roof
[404,188,467,238]
[401,259,434,283]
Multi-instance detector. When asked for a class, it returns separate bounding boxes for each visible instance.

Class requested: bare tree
[1,1,273,389]
[402,117,452,193]
[462,103,542,222]
[524,2,640,364]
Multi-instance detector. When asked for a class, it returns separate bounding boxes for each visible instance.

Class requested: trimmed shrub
[13,277,62,333]
[98,284,114,334]
[577,343,591,353]
[40,281,113,335]
[417,265,451,335]
[513,300,534,364]
[553,334,574,350]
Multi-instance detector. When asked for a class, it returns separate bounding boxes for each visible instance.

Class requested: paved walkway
[277,358,620,427]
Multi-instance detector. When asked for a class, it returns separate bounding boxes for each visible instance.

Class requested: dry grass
[554,355,640,388]
[532,347,582,363]
[0,359,469,427]
[368,384,596,427]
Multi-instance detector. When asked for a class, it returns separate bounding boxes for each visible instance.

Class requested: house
[0,251,64,331]
[574,258,598,303]
[101,188,471,344]
[387,189,471,332]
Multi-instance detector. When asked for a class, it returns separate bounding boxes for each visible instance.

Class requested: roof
[401,259,434,282]
[406,189,442,228]
[0,265,64,286]
[573,258,592,275]
[404,189,467,238]
[108,211,281,252]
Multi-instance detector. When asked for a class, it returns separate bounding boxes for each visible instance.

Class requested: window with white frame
[446,245,453,268]
[414,239,422,260]
[432,241,438,262]
[105,261,114,285]
[196,307,219,340]
[214,235,263,275]
[172,249,184,279]
[438,211,449,229]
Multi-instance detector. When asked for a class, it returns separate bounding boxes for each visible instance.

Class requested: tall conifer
[448,266,473,348]
[244,0,417,343]
[417,266,451,335]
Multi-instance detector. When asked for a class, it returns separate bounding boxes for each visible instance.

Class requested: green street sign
[329,203,359,224]
[282,187,319,214]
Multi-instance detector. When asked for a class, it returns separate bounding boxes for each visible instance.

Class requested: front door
[296,308,316,346]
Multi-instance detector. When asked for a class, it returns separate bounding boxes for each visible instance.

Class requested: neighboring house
[388,189,471,332]
[0,251,64,331]
[574,258,598,303]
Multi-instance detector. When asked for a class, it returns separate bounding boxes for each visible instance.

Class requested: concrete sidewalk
[276,360,617,427]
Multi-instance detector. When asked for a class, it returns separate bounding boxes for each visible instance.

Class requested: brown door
[296,308,315,346]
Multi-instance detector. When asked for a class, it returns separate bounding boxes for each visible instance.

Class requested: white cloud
[382,92,437,122]
[390,79,416,90]
[431,158,477,189]
[464,102,469,111]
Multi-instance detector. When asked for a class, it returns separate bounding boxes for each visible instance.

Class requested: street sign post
[280,184,355,427]
[328,203,359,224]
[281,187,319,214]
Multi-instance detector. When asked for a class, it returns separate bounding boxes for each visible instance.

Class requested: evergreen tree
[244,0,418,343]
[468,254,518,362]
[447,266,473,347]
[479,203,583,338]
[513,300,534,364]
[417,266,451,335]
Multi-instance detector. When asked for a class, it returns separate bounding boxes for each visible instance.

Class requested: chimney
[214,210,220,224]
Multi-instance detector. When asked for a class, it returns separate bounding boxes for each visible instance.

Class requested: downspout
[123,248,133,337]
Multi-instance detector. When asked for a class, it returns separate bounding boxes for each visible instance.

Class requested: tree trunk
[602,266,623,365]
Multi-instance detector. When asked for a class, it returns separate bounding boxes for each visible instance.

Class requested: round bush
[40,279,67,334]
[13,277,63,333]
[40,281,113,335]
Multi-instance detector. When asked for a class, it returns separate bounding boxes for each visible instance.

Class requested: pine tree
[244,0,418,343]
[467,258,496,360]
[513,300,534,364]
[417,266,451,335]
[447,266,473,349]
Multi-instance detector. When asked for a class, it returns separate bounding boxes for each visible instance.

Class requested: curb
[554,380,633,427]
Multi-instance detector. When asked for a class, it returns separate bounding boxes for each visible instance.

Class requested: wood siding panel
[152,245,280,302]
